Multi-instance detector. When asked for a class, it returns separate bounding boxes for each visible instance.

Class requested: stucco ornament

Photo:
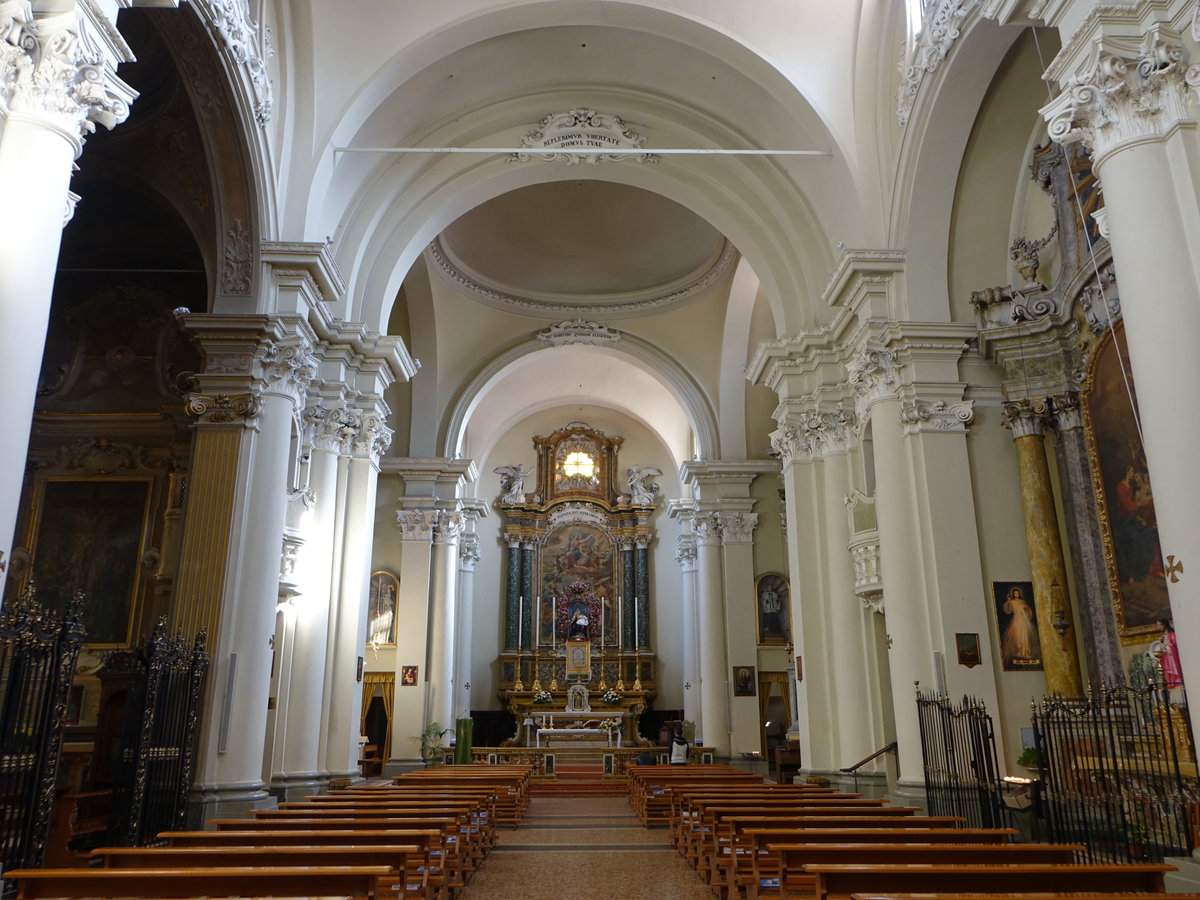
[897,0,981,125]
[514,109,655,165]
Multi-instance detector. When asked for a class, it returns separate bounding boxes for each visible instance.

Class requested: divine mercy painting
[993,581,1042,671]
[1083,324,1170,640]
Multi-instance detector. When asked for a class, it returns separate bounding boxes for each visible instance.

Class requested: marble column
[1002,399,1083,695]
[324,409,389,780]
[635,539,651,650]
[1042,11,1200,729]
[693,513,728,755]
[1047,393,1122,684]
[427,510,463,730]
[182,322,316,821]
[622,542,636,650]
[503,536,520,650]
[520,542,535,651]
[0,6,135,597]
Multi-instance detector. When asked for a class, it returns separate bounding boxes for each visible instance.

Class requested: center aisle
[461,795,713,899]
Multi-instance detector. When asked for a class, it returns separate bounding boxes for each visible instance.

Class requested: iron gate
[916,688,1009,828]
[1033,682,1196,862]
[0,582,85,886]
[107,621,208,846]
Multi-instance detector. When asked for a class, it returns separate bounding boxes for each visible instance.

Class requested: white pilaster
[669,505,700,730]
[428,510,462,731]
[454,505,485,721]
[389,507,436,766]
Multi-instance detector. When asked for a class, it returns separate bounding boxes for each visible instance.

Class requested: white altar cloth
[536,727,621,747]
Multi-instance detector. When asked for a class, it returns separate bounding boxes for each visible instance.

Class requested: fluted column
[1002,399,1083,695]
[1042,10,1200,725]
[1047,393,1122,683]
[693,513,728,755]
[181,321,316,820]
[428,510,463,730]
[0,5,135,597]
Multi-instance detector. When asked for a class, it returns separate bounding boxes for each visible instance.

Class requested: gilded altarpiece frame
[495,422,658,747]
[1082,324,1171,642]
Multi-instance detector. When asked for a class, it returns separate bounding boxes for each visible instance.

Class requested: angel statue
[627,465,662,506]
[494,464,533,503]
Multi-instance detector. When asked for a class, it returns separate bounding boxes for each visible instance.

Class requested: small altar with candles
[492,423,658,747]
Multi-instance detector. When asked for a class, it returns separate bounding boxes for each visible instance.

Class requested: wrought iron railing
[0,581,85,893]
[107,621,208,846]
[916,688,1010,828]
[1033,681,1196,862]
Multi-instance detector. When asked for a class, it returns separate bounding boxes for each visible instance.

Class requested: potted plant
[1015,746,1042,771]
[411,721,451,766]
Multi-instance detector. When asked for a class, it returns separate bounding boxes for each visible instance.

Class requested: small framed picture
[794,655,803,683]
[733,665,757,697]
[401,665,419,685]
[356,656,365,682]
[955,633,982,668]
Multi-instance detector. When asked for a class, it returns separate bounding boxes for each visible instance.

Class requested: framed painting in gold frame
[1081,324,1171,643]
[25,477,152,647]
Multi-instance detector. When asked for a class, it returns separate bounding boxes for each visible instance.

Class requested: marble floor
[461,796,713,899]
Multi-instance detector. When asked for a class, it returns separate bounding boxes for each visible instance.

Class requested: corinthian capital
[1,4,137,149]
[769,423,812,467]
[396,509,436,542]
[847,347,902,412]
[717,511,758,545]
[348,410,393,463]
[259,339,317,407]
[1001,398,1051,438]
[1042,24,1199,165]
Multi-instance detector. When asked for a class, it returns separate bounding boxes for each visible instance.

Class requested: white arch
[443,335,719,467]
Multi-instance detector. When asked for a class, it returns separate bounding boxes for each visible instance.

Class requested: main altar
[494,423,657,748]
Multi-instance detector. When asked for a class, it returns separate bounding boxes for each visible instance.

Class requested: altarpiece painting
[1083,324,1170,641]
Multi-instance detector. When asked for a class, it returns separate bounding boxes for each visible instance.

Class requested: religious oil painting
[367,570,398,645]
[956,632,982,668]
[1083,324,1171,641]
[993,581,1042,671]
[754,572,790,645]
[733,665,757,697]
[401,665,419,686]
[539,524,616,643]
[28,478,151,646]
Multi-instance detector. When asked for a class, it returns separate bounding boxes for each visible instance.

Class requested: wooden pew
[159,829,446,900]
[722,828,1015,900]
[207,817,470,894]
[90,845,423,898]
[768,843,1084,900]
[3,866,393,900]
[849,894,1200,900]
[682,804,918,876]
[796,863,1175,900]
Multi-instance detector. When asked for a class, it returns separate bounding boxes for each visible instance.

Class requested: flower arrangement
[600,689,623,704]
[598,718,620,733]
[532,689,553,704]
